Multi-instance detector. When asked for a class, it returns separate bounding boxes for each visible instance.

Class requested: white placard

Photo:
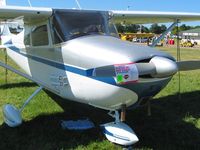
[114,63,138,84]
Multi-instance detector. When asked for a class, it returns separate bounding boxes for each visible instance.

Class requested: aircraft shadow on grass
[0,82,37,89]
[0,91,200,149]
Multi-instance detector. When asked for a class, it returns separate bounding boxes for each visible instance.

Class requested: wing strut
[0,60,42,85]
[150,21,178,47]
[2,48,8,84]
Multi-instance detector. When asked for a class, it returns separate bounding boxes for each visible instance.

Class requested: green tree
[125,24,140,33]
[194,25,200,29]
[150,23,166,34]
[115,24,140,33]
[172,24,193,35]
[179,24,192,31]
[160,25,167,33]
[141,26,150,33]
[115,23,125,33]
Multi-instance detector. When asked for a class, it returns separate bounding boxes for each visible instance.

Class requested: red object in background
[168,39,175,45]
[171,39,175,45]
[168,39,172,45]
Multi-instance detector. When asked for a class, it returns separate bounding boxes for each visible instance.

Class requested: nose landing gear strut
[101,105,139,146]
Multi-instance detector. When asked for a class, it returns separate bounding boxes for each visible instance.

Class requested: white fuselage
[6,32,138,110]
[4,14,173,111]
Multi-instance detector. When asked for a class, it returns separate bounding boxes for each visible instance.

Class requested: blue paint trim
[7,45,117,85]
[4,39,13,45]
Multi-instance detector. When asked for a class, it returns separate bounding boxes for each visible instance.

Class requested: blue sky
[6,0,200,26]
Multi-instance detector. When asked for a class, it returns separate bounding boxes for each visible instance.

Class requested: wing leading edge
[1,7,200,25]
[112,11,200,24]
[0,6,52,24]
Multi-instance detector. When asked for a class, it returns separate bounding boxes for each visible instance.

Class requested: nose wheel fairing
[101,110,139,146]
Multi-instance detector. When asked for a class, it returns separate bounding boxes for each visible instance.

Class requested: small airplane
[1,0,200,146]
[0,0,13,48]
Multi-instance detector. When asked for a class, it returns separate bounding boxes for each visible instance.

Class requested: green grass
[0,47,200,150]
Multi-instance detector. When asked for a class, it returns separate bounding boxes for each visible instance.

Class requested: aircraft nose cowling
[150,56,178,78]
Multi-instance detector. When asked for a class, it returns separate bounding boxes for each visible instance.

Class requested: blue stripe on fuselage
[101,126,131,141]
[7,45,117,85]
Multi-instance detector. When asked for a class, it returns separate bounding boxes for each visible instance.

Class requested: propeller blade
[177,60,200,71]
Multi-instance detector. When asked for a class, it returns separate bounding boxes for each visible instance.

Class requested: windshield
[52,10,119,42]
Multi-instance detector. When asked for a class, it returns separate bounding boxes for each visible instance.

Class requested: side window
[32,25,49,46]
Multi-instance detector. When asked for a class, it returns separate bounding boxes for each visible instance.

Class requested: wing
[111,11,200,24]
[1,7,200,24]
[111,11,200,71]
[0,6,52,24]
[177,61,200,71]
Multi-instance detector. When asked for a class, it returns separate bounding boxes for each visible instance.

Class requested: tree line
[116,23,200,35]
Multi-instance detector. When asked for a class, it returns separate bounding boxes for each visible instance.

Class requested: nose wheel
[101,106,139,146]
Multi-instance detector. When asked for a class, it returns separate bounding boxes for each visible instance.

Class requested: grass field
[0,47,200,150]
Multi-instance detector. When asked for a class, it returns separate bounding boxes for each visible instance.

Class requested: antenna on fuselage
[27,0,32,7]
[75,0,81,9]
